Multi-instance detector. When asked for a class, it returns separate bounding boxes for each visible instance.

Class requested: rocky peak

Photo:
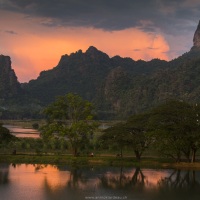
[0,55,21,98]
[58,54,69,66]
[85,46,110,60]
[86,46,99,53]
[0,55,11,71]
[192,20,200,49]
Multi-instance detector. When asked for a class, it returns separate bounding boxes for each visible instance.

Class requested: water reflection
[3,125,40,138]
[158,170,200,189]
[100,167,146,190]
[0,164,9,185]
[0,164,200,200]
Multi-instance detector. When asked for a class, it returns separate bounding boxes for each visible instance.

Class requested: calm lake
[3,125,40,138]
[3,123,110,138]
[1,164,200,200]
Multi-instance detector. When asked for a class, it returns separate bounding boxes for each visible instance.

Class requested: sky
[0,0,200,82]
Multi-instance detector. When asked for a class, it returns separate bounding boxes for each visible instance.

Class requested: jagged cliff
[193,20,200,49]
[2,21,200,119]
[23,46,167,107]
[22,20,200,118]
[0,55,21,99]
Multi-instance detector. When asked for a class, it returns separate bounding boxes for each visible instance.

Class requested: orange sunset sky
[0,0,199,82]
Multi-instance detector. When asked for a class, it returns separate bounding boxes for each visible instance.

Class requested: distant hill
[22,46,169,118]
[1,21,200,119]
[107,52,200,117]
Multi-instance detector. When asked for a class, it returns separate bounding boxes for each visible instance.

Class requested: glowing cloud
[0,11,169,82]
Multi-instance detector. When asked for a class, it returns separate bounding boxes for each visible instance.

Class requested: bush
[32,123,39,129]
[0,124,17,144]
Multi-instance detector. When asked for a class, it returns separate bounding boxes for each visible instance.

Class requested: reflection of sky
[0,164,200,200]
[0,164,9,185]
[100,168,172,190]
[0,164,71,200]
[3,125,40,138]
[142,169,172,188]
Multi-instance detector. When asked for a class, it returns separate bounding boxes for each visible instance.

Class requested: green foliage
[99,113,151,160]
[3,137,69,154]
[19,48,174,119]
[0,124,17,144]
[44,93,94,122]
[99,123,130,156]
[99,100,200,163]
[32,123,39,129]
[3,47,200,120]
[148,100,200,162]
[41,93,97,156]
[125,113,152,160]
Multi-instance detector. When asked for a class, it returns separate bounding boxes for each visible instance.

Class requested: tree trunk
[182,150,191,162]
[176,151,181,163]
[73,147,78,157]
[120,147,123,158]
[192,171,196,185]
[134,150,141,161]
[191,149,197,163]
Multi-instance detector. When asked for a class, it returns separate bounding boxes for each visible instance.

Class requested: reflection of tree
[12,163,16,168]
[33,164,48,171]
[100,167,127,189]
[158,170,200,189]
[0,164,9,184]
[99,167,146,190]
[153,170,200,200]
[42,167,91,200]
[35,164,91,198]
[67,168,88,189]
[42,166,91,191]
[131,167,146,189]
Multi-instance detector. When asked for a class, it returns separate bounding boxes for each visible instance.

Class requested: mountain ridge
[1,21,200,119]
[23,45,169,105]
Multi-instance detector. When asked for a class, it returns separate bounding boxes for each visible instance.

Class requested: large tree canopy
[99,113,151,160]
[148,100,200,162]
[41,93,97,156]
[126,113,151,160]
[99,123,131,157]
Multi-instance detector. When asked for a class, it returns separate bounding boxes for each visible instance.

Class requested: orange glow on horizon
[0,11,170,82]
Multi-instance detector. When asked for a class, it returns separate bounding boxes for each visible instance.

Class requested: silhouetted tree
[148,100,200,162]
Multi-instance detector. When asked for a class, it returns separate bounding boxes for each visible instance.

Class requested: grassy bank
[1,153,200,169]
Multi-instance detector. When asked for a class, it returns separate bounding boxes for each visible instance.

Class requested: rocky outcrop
[192,20,200,50]
[104,66,130,111]
[85,46,110,61]
[0,55,21,99]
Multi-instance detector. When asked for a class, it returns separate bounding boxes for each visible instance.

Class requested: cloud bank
[1,0,199,34]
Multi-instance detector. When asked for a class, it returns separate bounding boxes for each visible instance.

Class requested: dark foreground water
[0,164,200,200]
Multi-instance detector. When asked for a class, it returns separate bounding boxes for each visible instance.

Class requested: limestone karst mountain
[192,20,200,49]
[0,55,21,99]
[2,21,200,119]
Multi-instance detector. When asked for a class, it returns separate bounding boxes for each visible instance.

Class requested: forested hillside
[1,22,200,119]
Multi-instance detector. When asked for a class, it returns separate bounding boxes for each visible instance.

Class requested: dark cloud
[132,49,141,52]
[1,0,200,35]
[4,30,18,35]
[147,47,159,50]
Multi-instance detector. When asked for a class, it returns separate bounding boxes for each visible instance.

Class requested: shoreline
[1,154,200,169]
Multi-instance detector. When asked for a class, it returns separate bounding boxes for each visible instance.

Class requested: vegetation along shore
[1,93,200,170]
